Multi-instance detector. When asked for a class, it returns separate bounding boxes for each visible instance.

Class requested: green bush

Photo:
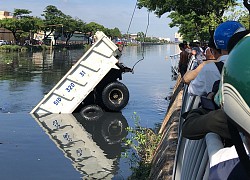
[123,112,162,179]
[0,45,22,52]
[0,44,82,52]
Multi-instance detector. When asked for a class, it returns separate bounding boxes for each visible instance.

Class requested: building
[62,32,88,44]
[129,33,138,40]
[174,32,183,43]
[34,31,88,45]
[0,11,15,42]
[0,11,13,19]
[159,37,171,42]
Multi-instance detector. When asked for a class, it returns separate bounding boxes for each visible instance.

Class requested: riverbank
[149,75,183,179]
[0,44,89,52]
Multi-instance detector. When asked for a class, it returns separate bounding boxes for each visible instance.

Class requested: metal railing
[172,93,208,180]
[172,57,224,180]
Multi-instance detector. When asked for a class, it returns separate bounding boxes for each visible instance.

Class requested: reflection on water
[32,112,128,179]
[0,50,82,79]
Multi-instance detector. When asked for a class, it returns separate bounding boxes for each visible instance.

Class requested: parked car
[0,40,7,46]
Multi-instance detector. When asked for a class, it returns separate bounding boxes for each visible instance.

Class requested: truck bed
[31,31,120,116]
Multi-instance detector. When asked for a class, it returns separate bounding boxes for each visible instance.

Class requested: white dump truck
[31,31,131,116]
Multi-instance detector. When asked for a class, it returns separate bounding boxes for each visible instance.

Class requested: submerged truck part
[31,31,130,115]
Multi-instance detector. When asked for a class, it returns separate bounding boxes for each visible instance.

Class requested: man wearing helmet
[208,31,250,179]
[187,21,246,97]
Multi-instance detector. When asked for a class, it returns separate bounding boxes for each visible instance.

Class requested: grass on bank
[0,45,28,52]
[124,112,162,180]
[0,44,50,52]
[0,43,90,52]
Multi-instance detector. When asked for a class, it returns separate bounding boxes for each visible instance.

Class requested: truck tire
[101,112,128,144]
[102,81,129,111]
[80,105,103,121]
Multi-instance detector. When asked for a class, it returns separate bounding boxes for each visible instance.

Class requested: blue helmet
[214,21,245,50]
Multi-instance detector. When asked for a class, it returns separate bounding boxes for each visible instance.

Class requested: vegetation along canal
[0,44,179,179]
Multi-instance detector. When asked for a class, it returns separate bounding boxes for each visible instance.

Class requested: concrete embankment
[149,75,183,180]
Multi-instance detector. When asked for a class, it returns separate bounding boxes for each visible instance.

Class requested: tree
[41,5,87,45]
[62,16,86,45]
[239,14,249,29]
[0,8,42,44]
[136,32,144,42]
[13,9,32,19]
[84,22,105,33]
[84,22,105,44]
[137,0,236,19]
[168,11,217,42]
[223,2,249,29]
[103,27,122,39]
[41,5,65,41]
[0,18,21,43]
[19,16,44,44]
[137,0,238,41]
[111,28,122,38]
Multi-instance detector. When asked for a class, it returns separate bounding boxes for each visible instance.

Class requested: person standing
[178,43,189,77]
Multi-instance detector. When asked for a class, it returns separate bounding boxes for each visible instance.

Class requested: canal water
[0,44,180,179]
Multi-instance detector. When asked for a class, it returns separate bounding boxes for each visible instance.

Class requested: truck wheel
[80,105,103,121]
[101,112,128,144]
[102,81,129,111]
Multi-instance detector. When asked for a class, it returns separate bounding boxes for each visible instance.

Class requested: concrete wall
[149,75,183,180]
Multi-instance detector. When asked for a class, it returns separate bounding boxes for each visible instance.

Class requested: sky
[0,0,179,40]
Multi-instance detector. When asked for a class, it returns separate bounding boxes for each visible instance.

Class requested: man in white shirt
[182,37,218,84]
[188,21,245,96]
[188,54,228,96]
